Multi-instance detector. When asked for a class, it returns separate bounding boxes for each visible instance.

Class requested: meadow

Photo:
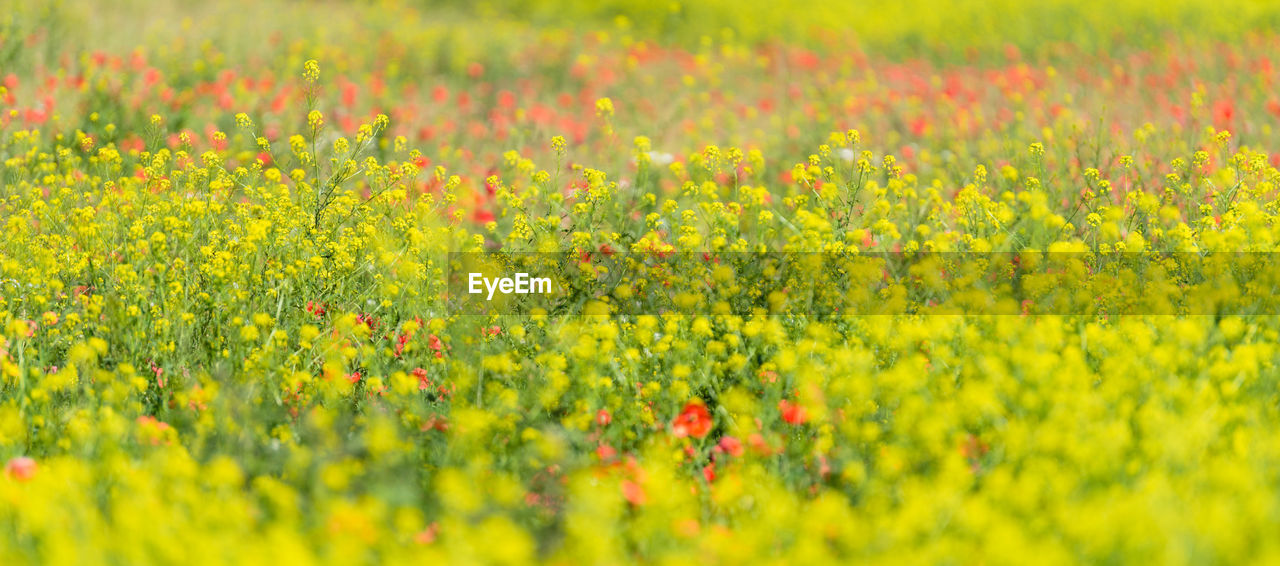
[4,0,1280,563]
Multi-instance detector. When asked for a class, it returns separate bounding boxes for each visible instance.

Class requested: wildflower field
[7,0,1280,563]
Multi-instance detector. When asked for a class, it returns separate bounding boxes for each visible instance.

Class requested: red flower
[672,401,713,438]
[420,416,449,432]
[355,313,379,332]
[622,479,646,505]
[427,334,444,359]
[414,523,439,545]
[305,301,327,317]
[961,434,990,473]
[1212,98,1236,128]
[5,457,36,482]
[702,462,717,483]
[596,409,612,427]
[150,360,166,388]
[778,400,807,425]
[718,435,743,457]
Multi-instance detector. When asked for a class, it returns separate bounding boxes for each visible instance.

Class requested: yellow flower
[595,97,615,117]
[303,59,320,83]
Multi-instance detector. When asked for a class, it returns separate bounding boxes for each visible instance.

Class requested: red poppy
[414,523,439,545]
[672,401,713,438]
[5,457,36,482]
[420,416,449,432]
[1212,98,1235,128]
[622,479,646,505]
[778,400,807,425]
[718,435,743,457]
[473,208,495,224]
[427,334,444,359]
[305,301,327,317]
[702,462,717,483]
[394,333,411,357]
[596,409,612,427]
